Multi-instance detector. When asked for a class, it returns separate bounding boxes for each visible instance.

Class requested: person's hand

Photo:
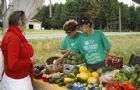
[53,57,63,65]
[31,57,38,64]
[61,49,70,54]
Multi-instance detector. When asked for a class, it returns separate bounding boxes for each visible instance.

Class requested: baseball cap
[78,17,92,25]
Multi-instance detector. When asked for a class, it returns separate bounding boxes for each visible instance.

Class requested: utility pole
[119,6,121,32]
[49,0,52,29]
[49,0,52,18]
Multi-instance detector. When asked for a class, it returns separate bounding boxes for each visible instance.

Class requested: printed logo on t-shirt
[83,40,97,52]
[85,52,102,64]
[84,41,89,45]
[71,43,75,47]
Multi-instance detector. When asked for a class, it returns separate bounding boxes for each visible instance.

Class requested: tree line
[1,0,139,31]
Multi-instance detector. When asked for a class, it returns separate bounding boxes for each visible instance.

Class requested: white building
[26,19,42,30]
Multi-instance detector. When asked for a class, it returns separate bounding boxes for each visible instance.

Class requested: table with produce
[33,52,140,90]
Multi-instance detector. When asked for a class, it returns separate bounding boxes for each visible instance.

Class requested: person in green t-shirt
[54,19,81,64]
[71,17,112,71]
[60,19,81,54]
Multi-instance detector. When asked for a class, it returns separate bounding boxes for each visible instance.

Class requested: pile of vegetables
[112,64,140,88]
[64,52,85,65]
[34,65,45,79]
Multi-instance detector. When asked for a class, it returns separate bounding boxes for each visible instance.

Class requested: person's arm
[100,32,111,51]
[106,48,110,55]
[54,45,80,65]
[60,37,67,54]
[7,37,32,71]
[60,49,69,54]
[53,50,71,64]
[54,37,81,65]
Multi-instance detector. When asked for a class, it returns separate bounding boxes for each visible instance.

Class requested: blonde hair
[63,19,77,31]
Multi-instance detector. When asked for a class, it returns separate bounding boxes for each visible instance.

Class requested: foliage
[34,0,140,31]
[0,2,2,18]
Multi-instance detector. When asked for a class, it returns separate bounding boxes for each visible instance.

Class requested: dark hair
[63,20,77,31]
[8,11,26,26]
[0,20,2,27]
[78,17,93,26]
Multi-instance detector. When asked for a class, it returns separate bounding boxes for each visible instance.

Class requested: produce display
[112,64,140,88]
[107,55,123,69]
[33,55,140,90]
[45,56,63,74]
[64,52,85,65]
[34,65,45,79]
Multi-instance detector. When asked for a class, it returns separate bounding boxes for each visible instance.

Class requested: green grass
[0,28,65,35]
[29,35,140,65]
[0,27,4,35]
[25,29,65,34]
[108,35,140,64]
[29,38,63,64]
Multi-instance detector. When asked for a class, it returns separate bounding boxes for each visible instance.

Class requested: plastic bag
[129,54,140,67]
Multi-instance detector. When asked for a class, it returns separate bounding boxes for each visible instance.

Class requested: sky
[44,0,139,6]
[118,0,139,6]
[44,0,66,5]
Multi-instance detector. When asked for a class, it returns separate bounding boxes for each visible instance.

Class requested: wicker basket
[46,56,60,65]
[45,56,63,74]
[107,55,123,69]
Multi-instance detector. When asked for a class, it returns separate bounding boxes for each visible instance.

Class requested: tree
[89,0,101,19]
[64,0,91,20]
[129,6,136,31]
[51,3,65,29]
[34,0,140,31]
[119,3,130,30]
[0,1,2,18]
[34,5,50,29]
[97,0,119,30]
[135,7,140,31]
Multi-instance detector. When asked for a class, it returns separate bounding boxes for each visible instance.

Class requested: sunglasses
[65,30,75,34]
[65,31,72,34]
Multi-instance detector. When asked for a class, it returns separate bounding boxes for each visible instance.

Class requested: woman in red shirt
[1,11,37,90]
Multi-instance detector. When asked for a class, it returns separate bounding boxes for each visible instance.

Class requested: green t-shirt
[60,32,81,50]
[71,31,111,64]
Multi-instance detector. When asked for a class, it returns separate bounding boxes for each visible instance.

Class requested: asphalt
[0,32,140,40]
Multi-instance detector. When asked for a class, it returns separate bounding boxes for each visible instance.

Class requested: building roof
[132,0,140,4]
[29,19,42,23]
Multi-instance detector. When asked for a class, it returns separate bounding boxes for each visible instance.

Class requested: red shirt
[1,27,33,79]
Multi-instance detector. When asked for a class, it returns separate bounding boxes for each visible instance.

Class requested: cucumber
[48,78,56,83]
[58,82,66,86]
[55,78,63,84]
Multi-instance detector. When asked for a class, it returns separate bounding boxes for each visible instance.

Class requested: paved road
[25,32,140,40]
[1,32,140,40]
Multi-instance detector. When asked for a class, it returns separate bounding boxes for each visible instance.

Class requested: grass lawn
[25,29,65,34]
[108,35,140,64]
[29,35,140,65]
[0,28,65,34]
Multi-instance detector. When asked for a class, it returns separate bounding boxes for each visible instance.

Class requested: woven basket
[107,55,123,69]
[46,56,60,65]
[45,56,63,74]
